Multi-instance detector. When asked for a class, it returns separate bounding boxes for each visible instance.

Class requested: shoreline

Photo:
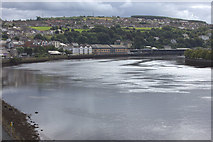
[185,58,212,67]
[2,53,185,67]
[1,99,40,140]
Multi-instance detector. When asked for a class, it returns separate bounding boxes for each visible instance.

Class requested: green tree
[97,32,111,44]
[34,34,46,40]
[36,16,42,21]
[77,35,88,44]
[14,36,20,41]
[24,47,33,56]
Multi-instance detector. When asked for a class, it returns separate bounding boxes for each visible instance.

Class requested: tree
[83,25,88,29]
[16,47,24,54]
[133,36,146,49]
[77,35,88,44]
[24,47,33,56]
[14,36,20,41]
[36,16,42,21]
[34,34,46,40]
[2,32,8,39]
[97,32,111,44]
[58,48,64,52]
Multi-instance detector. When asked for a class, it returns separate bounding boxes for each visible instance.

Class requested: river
[2,56,211,140]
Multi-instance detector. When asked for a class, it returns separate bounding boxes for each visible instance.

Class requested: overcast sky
[1,2,211,23]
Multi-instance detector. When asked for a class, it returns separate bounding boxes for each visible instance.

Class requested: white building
[6,39,14,49]
[84,46,88,54]
[52,41,60,48]
[72,47,80,55]
[88,46,92,54]
[199,35,209,41]
[79,46,84,54]
[48,51,62,55]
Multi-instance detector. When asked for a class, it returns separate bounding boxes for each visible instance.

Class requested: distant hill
[131,15,206,24]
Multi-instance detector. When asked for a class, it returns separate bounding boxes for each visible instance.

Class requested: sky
[1,2,211,23]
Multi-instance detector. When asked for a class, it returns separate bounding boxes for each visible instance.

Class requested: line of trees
[16,46,64,57]
[31,24,210,50]
[48,25,210,49]
[184,48,212,60]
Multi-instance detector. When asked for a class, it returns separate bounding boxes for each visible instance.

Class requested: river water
[2,57,211,140]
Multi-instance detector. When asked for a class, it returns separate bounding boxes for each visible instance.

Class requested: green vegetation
[26,22,210,51]
[122,27,161,32]
[38,16,85,21]
[9,57,22,65]
[184,48,212,60]
[73,29,89,32]
[3,55,68,66]
[2,32,9,40]
[131,15,171,19]
[16,45,62,57]
[86,17,113,21]
[30,26,51,31]
[37,16,115,21]
[48,24,210,49]
[131,15,206,23]
[34,34,47,40]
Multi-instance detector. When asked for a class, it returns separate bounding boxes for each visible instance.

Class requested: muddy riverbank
[2,99,40,140]
[185,58,212,67]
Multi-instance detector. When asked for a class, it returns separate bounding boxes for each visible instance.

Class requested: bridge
[129,49,187,56]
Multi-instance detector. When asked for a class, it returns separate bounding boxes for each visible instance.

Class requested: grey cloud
[2,2,211,23]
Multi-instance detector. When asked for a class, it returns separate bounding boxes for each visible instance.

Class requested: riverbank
[1,99,40,140]
[2,52,186,67]
[2,55,69,67]
[2,54,131,67]
[185,58,212,67]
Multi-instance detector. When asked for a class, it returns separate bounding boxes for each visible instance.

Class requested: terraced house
[91,44,128,55]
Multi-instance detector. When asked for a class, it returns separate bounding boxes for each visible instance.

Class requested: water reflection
[2,57,211,140]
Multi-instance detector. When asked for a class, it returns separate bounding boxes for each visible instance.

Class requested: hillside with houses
[0,15,211,59]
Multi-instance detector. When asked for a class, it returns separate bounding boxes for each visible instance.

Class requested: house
[88,46,92,54]
[48,51,62,55]
[183,34,189,39]
[154,37,159,41]
[91,44,111,55]
[63,44,73,51]
[83,46,88,54]
[0,48,10,58]
[72,47,80,55]
[79,46,84,54]
[6,39,14,49]
[114,40,132,48]
[109,45,128,54]
[13,41,24,48]
[51,41,60,48]
[72,43,79,47]
[199,35,209,41]
[10,48,18,57]
[164,45,172,50]
[0,40,7,48]
[170,39,177,44]
[91,44,128,55]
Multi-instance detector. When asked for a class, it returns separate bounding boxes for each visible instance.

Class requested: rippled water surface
[2,57,211,140]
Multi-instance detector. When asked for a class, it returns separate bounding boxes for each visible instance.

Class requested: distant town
[0,15,211,59]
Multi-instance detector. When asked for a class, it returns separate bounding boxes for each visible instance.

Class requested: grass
[122,27,161,32]
[30,26,88,33]
[30,26,51,31]
[44,35,52,40]
[72,29,89,32]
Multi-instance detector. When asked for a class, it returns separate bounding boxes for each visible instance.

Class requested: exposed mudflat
[2,99,40,140]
